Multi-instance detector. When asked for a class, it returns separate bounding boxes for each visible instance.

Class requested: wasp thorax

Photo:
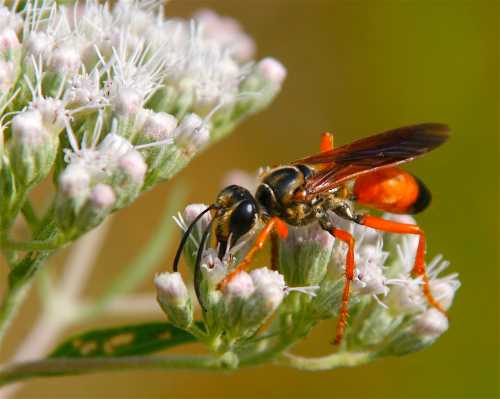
[214,185,258,256]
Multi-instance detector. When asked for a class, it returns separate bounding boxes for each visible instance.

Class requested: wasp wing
[293,123,450,195]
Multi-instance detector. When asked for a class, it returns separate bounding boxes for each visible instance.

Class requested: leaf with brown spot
[50,322,200,358]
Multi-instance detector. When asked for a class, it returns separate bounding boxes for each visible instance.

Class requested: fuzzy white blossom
[0,0,284,263]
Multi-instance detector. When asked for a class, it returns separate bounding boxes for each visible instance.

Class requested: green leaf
[50,322,198,358]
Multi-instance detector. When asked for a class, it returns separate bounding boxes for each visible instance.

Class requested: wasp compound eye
[230,200,257,238]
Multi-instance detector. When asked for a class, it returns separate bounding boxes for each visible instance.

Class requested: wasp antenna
[172,205,215,273]
[194,218,214,312]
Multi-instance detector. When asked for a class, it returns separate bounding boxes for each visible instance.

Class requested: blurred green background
[12,0,499,397]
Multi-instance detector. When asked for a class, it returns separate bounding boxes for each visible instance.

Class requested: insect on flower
[173,123,450,345]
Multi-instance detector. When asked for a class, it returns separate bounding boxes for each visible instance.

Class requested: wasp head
[213,185,258,257]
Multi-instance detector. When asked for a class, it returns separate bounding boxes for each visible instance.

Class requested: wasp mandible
[173,123,450,345]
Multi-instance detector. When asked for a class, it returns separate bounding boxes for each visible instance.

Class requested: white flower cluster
[157,171,459,359]
[0,0,285,238]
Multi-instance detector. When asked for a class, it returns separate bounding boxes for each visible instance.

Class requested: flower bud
[98,133,134,160]
[55,163,91,232]
[155,272,193,329]
[73,184,116,235]
[174,113,210,156]
[414,308,449,337]
[240,268,285,331]
[138,110,178,142]
[10,110,58,188]
[383,309,449,356]
[135,109,178,182]
[30,97,66,135]
[258,57,287,87]
[194,9,256,61]
[430,278,459,311]
[110,149,147,209]
[222,271,255,336]
[238,58,286,116]
[278,224,334,285]
[113,87,143,116]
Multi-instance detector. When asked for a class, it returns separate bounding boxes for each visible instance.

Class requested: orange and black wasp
[173,123,450,345]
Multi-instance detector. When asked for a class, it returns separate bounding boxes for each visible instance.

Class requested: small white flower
[23,32,55,60]
[49,45,82,74]
[58,163,91,198]
[11,110,46,146]
[201,248,229,287]
[173,203,212,248]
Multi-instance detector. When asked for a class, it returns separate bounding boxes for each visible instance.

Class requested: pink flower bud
[258,58,287,86]
[89,184,115,209]
[118,150,147,183]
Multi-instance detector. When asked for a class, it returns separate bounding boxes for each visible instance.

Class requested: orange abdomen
[352,167,431,214]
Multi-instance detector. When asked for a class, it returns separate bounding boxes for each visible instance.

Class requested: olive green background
[10,0,499,398]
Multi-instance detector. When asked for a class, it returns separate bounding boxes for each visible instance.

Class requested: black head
[213,185,258,256]
[171,185,258,311]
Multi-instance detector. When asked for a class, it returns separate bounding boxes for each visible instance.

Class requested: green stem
[21,199,39,229]
[0,210,59,348]
[276,351,375,371]
[2,236,64,251]
[0,252,52,346]
[0,355,224,387]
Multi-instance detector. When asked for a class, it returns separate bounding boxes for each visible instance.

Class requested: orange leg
[320,132,335,152]
[360,215,447,315]
[218,217,288,290]
[328,227,356,345]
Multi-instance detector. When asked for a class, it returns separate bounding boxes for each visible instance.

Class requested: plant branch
[20,200,39,230]
[1,237,64,252]
[0,355,224,387]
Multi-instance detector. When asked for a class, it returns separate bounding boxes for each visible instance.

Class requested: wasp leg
[218,217,288,290]
[355,214,447,316]
[270,231,279,271]
[319,217,355,345]
[320,131,335,153]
